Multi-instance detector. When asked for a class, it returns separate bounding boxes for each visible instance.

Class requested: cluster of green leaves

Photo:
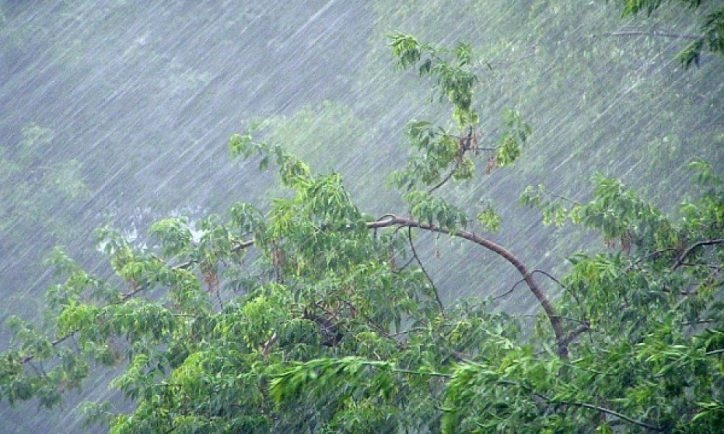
[1,33,722,434]
[388,34,531,233]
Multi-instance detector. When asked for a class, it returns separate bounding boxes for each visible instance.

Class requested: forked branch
[368,215,569,358]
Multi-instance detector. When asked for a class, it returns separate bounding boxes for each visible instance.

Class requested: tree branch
[532,269,587,323]
[20,239,256,365]
[369,215,569,358]
[564,400,663,431]
[492,277,525,301]
[602,30,701,41]
[560,323,590,349]
[673,238,724,270]
[407,227,445,313]
[497,378,664,431]
[427,161,459,195]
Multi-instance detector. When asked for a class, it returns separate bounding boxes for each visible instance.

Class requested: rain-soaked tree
[1,35,722,433]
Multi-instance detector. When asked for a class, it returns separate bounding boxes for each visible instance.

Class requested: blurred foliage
[0,124,89,307]
[610,0,724,67]
[1,33,722,433]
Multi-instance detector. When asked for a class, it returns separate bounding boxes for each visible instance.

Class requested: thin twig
[407,227,445,313]
[427,161,459,194]
[394,367,452,378]
[497,378,664,431]
[545,191,580,206]
[531,269,564,288]
[517,313,588,324]
[532,269,586,322]
[624,248,676,271]
[566,400,662,431]
[492,278,526,301]
[396,255,416,272]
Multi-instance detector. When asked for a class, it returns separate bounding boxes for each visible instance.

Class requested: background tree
[610,0,724,67]
[0,124,91,317]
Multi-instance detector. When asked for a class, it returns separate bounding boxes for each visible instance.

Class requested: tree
[610,0,724,67]
[0,124,90,316]
[1,34,722,433]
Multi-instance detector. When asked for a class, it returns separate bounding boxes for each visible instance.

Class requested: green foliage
[1,33,722,434]
[388,34,530,208]
[405,190,468,230]
[475,205,501,233]
[149,217,193,257]
[390,33,479,127]
[495,109,531,168]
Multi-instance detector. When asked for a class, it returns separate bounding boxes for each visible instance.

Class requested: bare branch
[602,30,701,41]
[531,269,564,289]
[492,277,526,301]
[407,227,445,313]
[673,238,724,270]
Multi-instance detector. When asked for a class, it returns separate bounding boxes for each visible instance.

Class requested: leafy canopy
[1,33,722,434]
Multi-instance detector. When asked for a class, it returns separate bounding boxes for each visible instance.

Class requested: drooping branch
[491,269,570,303]
[406,227,445,313]
[21,212,569,368]
[368,215,568,358]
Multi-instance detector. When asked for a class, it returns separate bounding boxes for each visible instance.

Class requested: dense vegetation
[2,28,723,432]
[1,1,722,432]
